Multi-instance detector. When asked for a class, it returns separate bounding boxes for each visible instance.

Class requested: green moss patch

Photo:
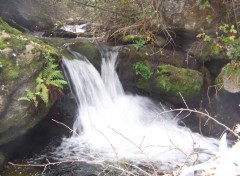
[0,35,28,51]
[0,55,19,80]
[155,64,203,102]
[215,61,240,92]
[121,34,145,44]
[199,42,221,61]
[0,18,22,35]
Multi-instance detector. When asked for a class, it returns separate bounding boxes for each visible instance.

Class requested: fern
[18,97,31,102]
[18,55,67,108]
[48,70,64,80]
[37,84,49,104]
[49,79,68,89]
[18,89,38,107]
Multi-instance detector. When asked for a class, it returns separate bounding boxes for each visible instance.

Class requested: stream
[1,43,220,176]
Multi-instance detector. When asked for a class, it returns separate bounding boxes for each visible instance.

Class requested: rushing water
[55,46,219,171]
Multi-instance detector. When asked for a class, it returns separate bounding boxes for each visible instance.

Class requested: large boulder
[137,64,204,105]
[0,18,60,146]
[162,0,222,36]
[117,45,201,93]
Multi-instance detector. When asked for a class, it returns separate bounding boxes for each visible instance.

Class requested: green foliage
[18,89,39,107]
[18,56,67,107]
[199,1,211,10]
[219,24,237,34]
[197,23,240,60]
[196,32,212,42]
[133,38,146,51]
[133,61,153,80]
[217,24,240,60]
[0,61,3,69]
[206,15,212,25]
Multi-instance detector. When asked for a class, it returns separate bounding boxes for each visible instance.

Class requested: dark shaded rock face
[0,0,82,32]
[0,0,51,31]
[203,91,240,138]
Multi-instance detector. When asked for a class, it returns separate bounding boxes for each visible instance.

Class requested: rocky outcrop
[0,18,60,147]
[162,0,223,36]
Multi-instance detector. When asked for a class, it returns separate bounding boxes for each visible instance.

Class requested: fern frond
[42,62,59,78]
[26,90,35,100]
[36,76,44,85]
[38,84,49,104]
[18,97,31,102]
[46,70,64,83]
[50,79,68,89]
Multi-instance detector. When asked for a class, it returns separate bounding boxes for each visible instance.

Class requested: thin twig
[158,108,240,139]
[52,119,79,136]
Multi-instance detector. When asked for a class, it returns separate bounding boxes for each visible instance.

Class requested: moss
[70,42,98,61]
[0,55,19,81]
[121,34,145,44]
[215,61,240,90]
[199,42,221,61]
[30,37,59,58]
[155,64,203,101]
[0,40,8,50]
[222,61,240,76]
[0,18,22,35]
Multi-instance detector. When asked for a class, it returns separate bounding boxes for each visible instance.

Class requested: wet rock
[45,162,103,176]
[68,42,102,69]
[43,29,78,38]
[137,64,203,105]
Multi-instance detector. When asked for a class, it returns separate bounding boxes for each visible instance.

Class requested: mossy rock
[215,61,240,93]
[188,41,222,62]
[0,18,61,145]
[0,18,22,35]
[121,34,145,44]
[69,42,101,69]
[0,19,59,82]
[199,42,222,61]
[137,64,204,104]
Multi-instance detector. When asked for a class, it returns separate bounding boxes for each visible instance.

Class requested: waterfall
[56,45,219,171]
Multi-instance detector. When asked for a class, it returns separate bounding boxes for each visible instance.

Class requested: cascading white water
[56,46,219,170]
